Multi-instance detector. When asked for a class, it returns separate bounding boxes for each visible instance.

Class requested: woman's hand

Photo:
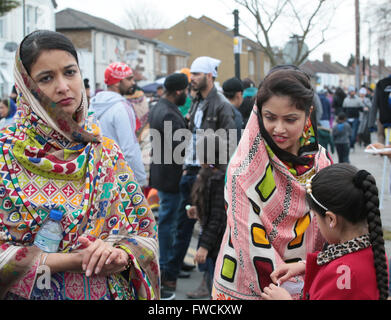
[77,237,129,277]
[260,284,292,300]
[366,143,391,159]
[270,262,306,285]
[194,247,208,264]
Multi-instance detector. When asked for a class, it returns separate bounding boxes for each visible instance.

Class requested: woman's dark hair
[20,30,78,75]
[191,133,226,223]
[195,133,227,169]
[1,98,17,119]
[84,78,90,89]
[307,163,389,300]
[256,67,317,166]
[1,99,9,108]
[257,68,314,115]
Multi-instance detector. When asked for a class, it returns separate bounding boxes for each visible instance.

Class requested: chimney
[323,53,331,64]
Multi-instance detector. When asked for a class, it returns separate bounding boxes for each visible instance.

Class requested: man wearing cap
[148,73,188,300]
[222,77,244,141]
[90,62,147,186]
[162,56,237,297]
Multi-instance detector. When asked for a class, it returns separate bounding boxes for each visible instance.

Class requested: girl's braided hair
[306,163,389,300]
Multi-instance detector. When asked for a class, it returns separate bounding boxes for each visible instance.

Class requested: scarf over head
[0,46,159,300]
[212,106,332,300]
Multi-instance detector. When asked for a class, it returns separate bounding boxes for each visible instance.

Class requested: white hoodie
[90,91,147,186]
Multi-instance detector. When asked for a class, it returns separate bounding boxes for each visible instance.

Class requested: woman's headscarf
[0,40,159,300]
[13,45,100,144]
[256,66,319,175]
[212,67,333,300]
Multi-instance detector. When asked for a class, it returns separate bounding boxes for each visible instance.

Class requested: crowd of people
[0,30,389,301]
[314,85,374,164]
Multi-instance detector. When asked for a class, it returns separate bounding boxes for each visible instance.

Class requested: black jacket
[187,86,237,162]
[149,98,186,193]
[197,169,227,260]
[188,86,236,132]
[369,76,391,127]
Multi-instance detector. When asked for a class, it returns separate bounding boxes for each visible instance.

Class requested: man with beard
[90,62,147,187]
[162,56,237,299]
[148,73,189,300]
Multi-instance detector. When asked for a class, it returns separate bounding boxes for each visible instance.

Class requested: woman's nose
[274,120,286,133]
[56,76,70,94]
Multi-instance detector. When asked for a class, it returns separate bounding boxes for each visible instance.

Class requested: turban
[190,56,221,78]
[104,62,133,86]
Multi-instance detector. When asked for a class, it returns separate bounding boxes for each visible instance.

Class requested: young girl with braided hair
[261,163,389,300]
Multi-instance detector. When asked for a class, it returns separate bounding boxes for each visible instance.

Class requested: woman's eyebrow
[263,110,300,117]
[64,63,78,69]
[34,70,51,79]
[33,64,77,79]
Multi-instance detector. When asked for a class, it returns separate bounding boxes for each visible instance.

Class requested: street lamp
[233,9,240,79]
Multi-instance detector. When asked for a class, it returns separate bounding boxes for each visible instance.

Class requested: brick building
[155,15,271,86]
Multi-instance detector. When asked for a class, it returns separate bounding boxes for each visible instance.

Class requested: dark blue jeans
[347,118,360,148]
[335,143,350,163]
[157,190,181,273]
[164,172,197,282]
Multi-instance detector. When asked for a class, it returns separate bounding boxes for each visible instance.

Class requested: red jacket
[302,247,379,300]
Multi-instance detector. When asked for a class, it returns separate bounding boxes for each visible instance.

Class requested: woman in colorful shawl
[0,30,159,300]
[212,67,333,300]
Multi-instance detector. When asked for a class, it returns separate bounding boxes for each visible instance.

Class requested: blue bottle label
[34,233,61,253]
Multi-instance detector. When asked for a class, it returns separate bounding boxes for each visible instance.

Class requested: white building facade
[93,31,156,91]
[0,0,56,97]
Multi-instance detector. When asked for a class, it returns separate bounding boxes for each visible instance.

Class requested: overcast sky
[55,0,380,66]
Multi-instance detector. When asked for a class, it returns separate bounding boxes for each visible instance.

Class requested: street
[175,133,391,300]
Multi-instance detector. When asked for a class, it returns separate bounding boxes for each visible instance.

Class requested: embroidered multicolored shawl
[0,46,159,300]
[212,107,332,300]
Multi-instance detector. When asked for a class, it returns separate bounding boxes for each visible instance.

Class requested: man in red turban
[90,62,147,187]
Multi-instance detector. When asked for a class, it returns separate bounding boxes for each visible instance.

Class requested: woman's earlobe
[325,210,337,229]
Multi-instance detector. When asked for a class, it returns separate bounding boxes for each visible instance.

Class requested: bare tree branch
[0,0,19,16]
[234,0,335,66]
[124,2,169,29]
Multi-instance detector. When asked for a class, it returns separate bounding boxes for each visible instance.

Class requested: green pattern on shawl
[12,129,88,181]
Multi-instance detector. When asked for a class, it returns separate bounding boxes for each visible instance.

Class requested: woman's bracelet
[41,252,49,266]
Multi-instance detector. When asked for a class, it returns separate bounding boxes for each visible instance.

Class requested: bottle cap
[49,209,63,221]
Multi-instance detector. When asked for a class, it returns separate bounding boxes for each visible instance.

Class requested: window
[248,58,255,76]
[0,18,5,39]
[26,5,38,35]
[114,38,124,59]
[160,55,168,74]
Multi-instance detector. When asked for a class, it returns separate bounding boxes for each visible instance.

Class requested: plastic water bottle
[34,209,64,253]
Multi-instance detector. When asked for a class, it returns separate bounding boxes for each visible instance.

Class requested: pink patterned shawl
[212,107,333,300]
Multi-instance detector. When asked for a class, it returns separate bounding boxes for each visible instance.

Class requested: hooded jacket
[90,91,147,186]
